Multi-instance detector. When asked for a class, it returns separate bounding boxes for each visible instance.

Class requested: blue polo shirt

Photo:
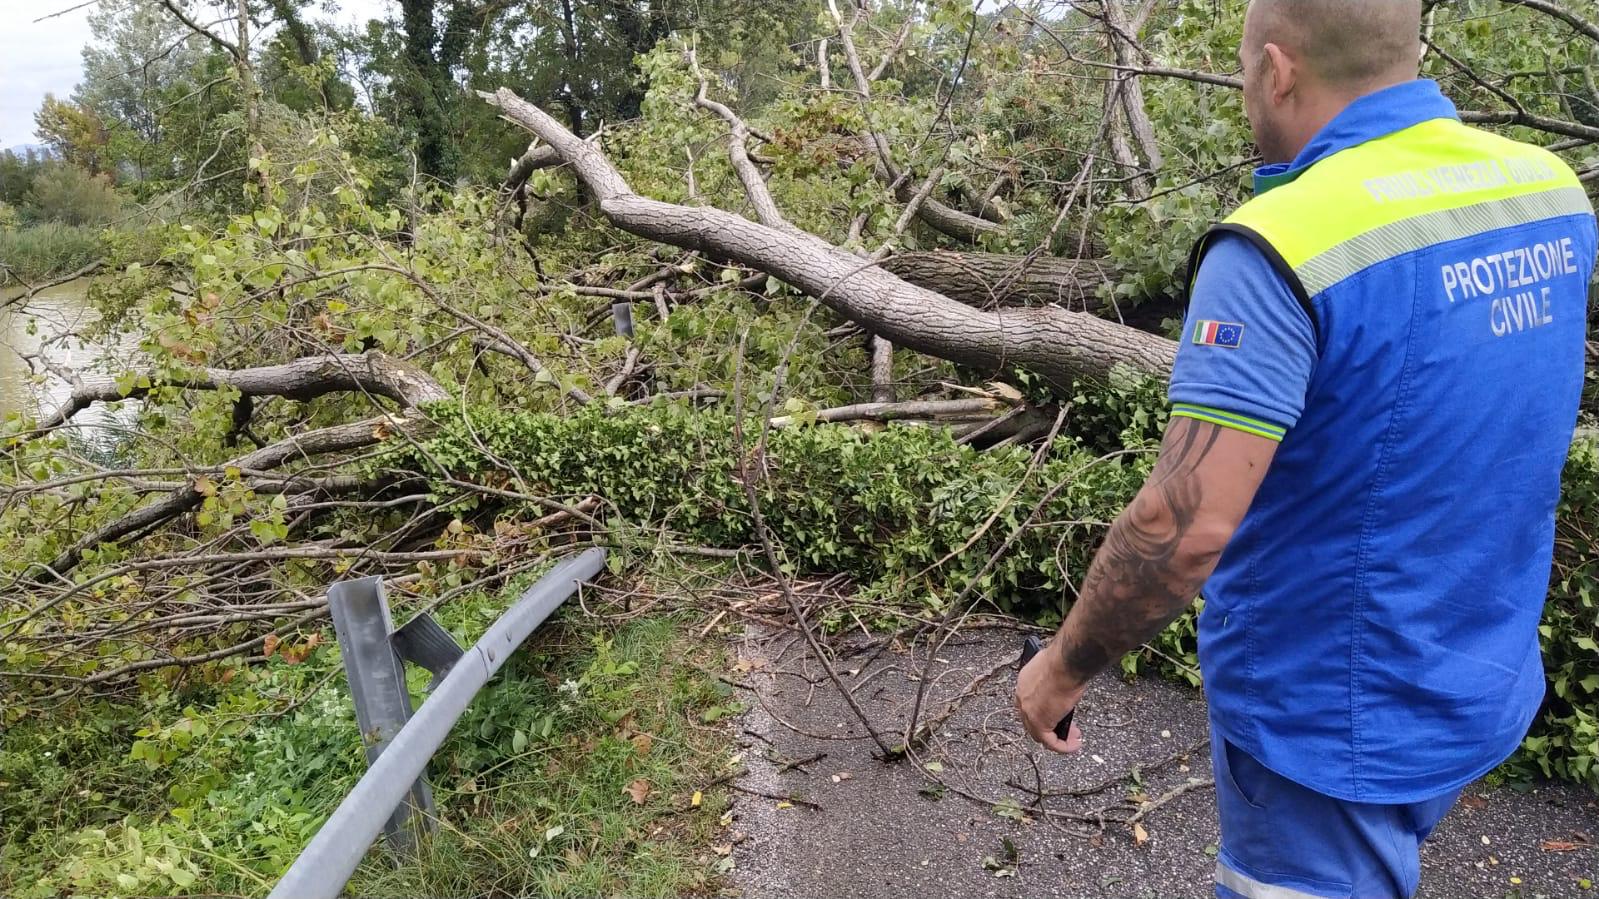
[1171,81,1467,432]
[1173,80,1596,803]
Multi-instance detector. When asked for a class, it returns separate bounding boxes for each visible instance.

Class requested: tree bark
[39,352,449,432]
[1102,0,1164,177]
[878,251,1180,332]
[880,251,1115,307]
[870,335,895,403]
[483,89,1178,386]
[504,143,562,194]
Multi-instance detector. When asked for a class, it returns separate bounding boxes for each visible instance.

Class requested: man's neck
[1281,75,1417,162]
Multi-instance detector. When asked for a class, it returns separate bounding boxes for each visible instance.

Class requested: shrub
[399,400,1599,786]
[1516,435,1599,785]
[22,164,123,227]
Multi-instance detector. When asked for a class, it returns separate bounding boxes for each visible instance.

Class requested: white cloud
[0,0,395,150]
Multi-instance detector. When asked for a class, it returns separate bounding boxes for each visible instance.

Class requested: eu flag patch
[1192,320,1244,348]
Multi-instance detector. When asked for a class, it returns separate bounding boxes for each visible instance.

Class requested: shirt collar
[1252,79,1459,195]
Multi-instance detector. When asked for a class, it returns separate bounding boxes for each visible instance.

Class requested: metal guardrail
[268,547,607,899]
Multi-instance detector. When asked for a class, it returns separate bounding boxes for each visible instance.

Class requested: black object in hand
[1019,635,1075,742]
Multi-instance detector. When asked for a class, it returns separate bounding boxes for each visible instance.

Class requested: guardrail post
[270,549,606,899]
[328,576,436,856]
[391,612,465,692]
[611,301,635,338]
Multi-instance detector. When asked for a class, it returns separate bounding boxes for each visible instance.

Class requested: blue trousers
[1211,724,1461,898]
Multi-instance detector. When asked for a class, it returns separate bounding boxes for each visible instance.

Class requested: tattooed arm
[1016,417,1279,752]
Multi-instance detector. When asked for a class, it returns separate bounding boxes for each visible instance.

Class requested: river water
[0,278,136,445]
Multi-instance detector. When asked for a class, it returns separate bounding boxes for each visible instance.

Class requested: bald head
[1246,0,1422,92]
[1240,0,1423,162]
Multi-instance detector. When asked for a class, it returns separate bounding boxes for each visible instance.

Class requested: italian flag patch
[1192,320,1245,348]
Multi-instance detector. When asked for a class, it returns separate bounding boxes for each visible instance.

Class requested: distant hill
[3,143,55,159]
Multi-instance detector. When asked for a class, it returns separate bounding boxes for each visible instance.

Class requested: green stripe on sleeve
[1170,404,1288,442]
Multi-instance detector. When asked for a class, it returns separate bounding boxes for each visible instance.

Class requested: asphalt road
[724,625,1598,899]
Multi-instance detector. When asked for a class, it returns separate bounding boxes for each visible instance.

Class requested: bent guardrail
[268,547,607,899]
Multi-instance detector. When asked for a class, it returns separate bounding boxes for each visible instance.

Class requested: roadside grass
[1,567,740,898]
[347,613,739,898]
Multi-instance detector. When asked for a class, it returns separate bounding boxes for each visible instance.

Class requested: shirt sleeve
[1167,233,1317,442]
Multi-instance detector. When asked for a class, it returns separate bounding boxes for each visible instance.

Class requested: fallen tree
[482,88,1178,387]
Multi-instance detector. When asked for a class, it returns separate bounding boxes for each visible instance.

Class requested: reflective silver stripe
[1215,861,1337,899]
[1294,186,1594,297]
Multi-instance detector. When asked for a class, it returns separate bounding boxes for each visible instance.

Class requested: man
[1015,1,1596,896]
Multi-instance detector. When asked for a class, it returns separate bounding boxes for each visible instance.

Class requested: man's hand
[1015,640,1086,754]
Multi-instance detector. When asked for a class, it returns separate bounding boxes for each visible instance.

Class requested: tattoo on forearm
[1058,419,1224,683]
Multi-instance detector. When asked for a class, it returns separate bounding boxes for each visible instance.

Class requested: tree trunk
[400,0,455,179]
[879,251,1179,331]
[881,251,1114,307]
[236,0,263,167]
[870,335,894,403]
[556,0,587,135]
[504,143,561,194]
[1103,0,1164,179]
[266,0,339,107]
[483,89,1178,387]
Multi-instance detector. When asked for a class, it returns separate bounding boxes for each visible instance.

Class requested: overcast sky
[0,0,393,149]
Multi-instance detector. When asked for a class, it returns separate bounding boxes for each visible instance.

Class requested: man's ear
[1263,42,1297,103]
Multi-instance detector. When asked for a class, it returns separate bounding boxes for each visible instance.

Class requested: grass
[1,571,741,898]
[347,614,739,898]
[0,222,104,284]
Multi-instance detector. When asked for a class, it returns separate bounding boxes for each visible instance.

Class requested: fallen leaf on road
[624,779,651,805]
[1133,823,1149,846]
[712,844,732,856]
[1460,794,1487,809]
[775,801,793,810]
[1541,839,1590,852]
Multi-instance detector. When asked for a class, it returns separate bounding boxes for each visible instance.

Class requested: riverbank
[0,223,103,286]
